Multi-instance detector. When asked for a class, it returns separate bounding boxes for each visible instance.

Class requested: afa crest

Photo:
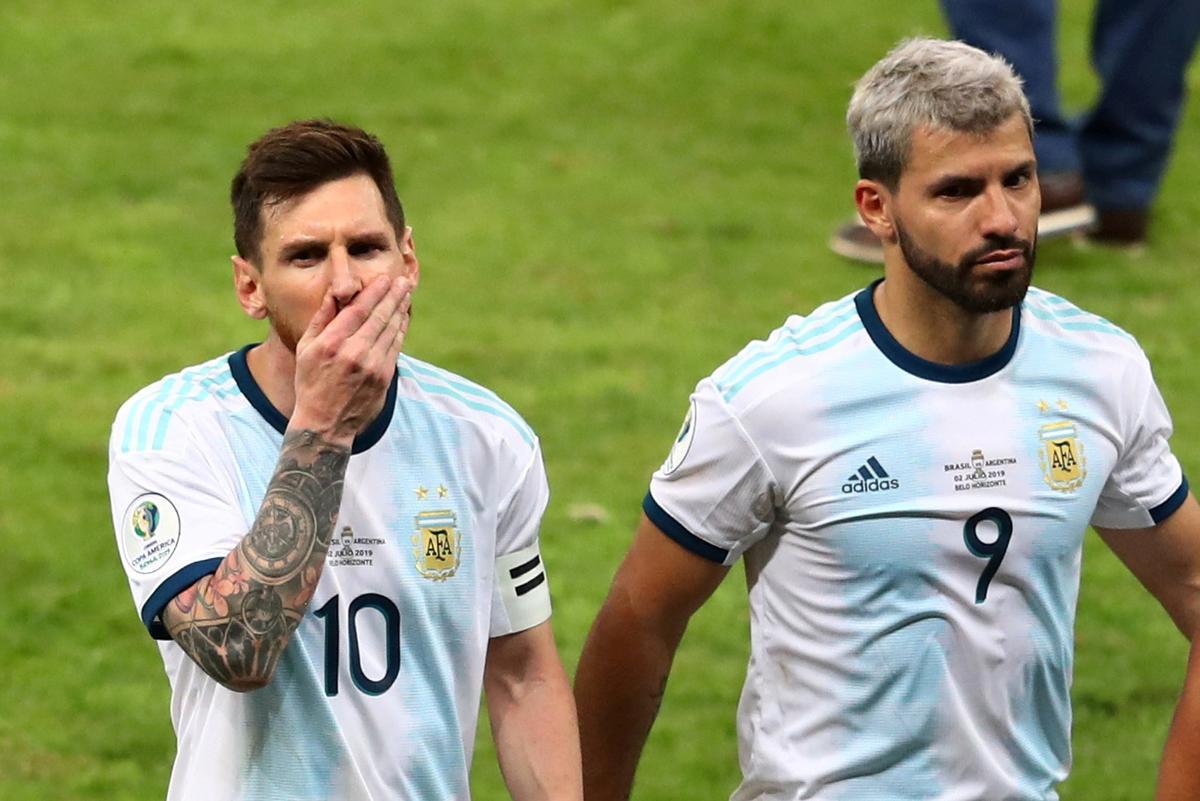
[1038,420,1087,492]
[412,510,461,581]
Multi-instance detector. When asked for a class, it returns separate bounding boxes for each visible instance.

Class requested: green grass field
[1,1,1198,798]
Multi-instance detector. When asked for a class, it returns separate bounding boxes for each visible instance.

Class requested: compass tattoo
[164,429,349,691]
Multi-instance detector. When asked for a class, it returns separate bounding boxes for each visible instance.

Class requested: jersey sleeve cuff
[140,557,224,640]
[643,491,730,564]
[1150,475,1189,525]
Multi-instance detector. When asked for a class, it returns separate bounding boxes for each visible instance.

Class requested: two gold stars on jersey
[412,483,461,581]
[1036,399,1086,493]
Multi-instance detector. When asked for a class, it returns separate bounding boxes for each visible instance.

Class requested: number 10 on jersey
[313,593,401,696]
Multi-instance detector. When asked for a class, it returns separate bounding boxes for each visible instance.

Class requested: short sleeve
[109,431,246,640]
[1091,354,1187,529]
[489,438,552,637]
[645,378,778,566]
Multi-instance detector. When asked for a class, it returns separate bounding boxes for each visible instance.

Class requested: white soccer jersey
[647,281,1187,801]
[109,346,553,801]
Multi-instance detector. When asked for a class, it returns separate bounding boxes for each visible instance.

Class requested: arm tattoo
[164,429,350,690]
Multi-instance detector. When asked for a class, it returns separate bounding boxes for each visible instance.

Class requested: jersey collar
[228,344,398,454]
[854,278,1021,384]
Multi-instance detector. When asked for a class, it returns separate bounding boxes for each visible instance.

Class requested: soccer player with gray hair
[576,38,1200,800]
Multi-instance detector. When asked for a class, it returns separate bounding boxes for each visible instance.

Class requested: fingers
[386,284,413,349]
[366,283,413,367]
[345,276,414,346]
[392,301,411,358]
[310,275,413,380]
[291,275,412,442]
[374,286,412,364]
[319,274,394,342]
[300,289,339,345]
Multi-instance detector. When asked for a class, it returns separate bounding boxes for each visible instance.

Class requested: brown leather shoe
[1038,171,1085,211]
[1089,208,1148,246]
[829,220,885,264]
[1036,171,1096,240]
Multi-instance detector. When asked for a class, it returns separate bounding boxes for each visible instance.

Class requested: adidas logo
[841,456,900,494]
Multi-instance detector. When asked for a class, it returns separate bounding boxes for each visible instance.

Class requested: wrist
[285,413,356,450]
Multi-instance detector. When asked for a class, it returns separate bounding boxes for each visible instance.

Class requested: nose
[328,247,361,307]
[978,185,1020,239]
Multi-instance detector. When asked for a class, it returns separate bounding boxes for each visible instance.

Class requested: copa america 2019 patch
[119,493,181,574]
[660,399,697,476]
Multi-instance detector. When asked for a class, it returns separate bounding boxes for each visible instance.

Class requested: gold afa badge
[1038,420,1086,492]
[413,510,461,581]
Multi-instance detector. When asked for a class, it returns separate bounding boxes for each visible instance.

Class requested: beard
[263,299,305,353]
[895,222,1036,314]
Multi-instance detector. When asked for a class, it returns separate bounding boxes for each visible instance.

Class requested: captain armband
[495,543,552,631]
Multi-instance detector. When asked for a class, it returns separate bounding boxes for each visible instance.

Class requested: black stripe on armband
[643,491,730,564]
[509,554,541,580]
[515,572,547,597]
[1150,475,1190,524]
[140,557,224,641]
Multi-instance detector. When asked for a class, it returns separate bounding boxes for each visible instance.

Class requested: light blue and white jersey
[108,346,552,801]
[646,281,1187,801]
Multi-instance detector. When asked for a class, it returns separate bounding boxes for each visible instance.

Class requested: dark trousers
[941,0,1200,211]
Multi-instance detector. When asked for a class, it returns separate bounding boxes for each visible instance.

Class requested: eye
[937,182,970,199]
[1005,169,1033,189]
[288,247,324,266]
[348,241,385,258]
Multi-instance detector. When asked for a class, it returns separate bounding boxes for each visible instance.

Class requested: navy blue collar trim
[228,344,398,454]
[854,279,1021,384]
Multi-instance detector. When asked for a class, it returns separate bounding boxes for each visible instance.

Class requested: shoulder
[1022,287,1142,354]
[111,353,237,456]
[395,354,539,455]
[1020,287,1158,402]
[709,290,866,408]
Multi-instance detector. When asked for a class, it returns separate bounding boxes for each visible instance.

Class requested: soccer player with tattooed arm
[574,39,1200,801]
[108,119,582,801]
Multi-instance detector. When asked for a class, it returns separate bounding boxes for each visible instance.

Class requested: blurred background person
[831,0,1200,263]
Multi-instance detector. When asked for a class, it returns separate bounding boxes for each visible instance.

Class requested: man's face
[235,172,417,350]
[889,113,1040,313]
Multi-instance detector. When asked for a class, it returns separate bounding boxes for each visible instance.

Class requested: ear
[854,179,897,245]
[399,226,421,288]
[232,255,268,320]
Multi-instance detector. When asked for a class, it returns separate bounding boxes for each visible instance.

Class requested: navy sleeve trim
[1150,475,1190,525]
[643,491,729,564]
[140,557,224,641]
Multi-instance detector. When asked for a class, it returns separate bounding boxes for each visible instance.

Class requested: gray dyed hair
[847,37,1032,188]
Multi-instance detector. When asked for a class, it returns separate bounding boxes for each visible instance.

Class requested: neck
[246,332,298,418]
[874,269,1014,365]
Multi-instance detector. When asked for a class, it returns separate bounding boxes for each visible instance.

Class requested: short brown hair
[230,119,406,262]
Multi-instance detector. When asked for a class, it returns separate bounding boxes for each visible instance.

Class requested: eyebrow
[277,230,393,260]
[927,159,1038,192]
[1005,159,1037,177]
[347,232,391,248]
[932,159,1037,184]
